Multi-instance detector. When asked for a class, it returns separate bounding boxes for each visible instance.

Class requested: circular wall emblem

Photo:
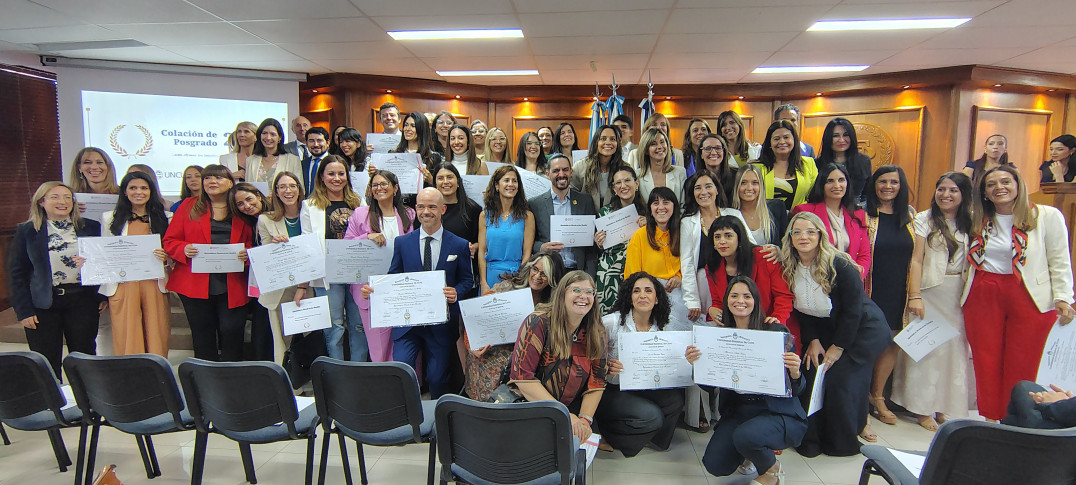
[852,122,895,171]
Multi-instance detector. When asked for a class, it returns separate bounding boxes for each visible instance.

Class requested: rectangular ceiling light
[437,70,539,76]
[388,29,524,40]
[808,18,971,31]
[753,65,869,74]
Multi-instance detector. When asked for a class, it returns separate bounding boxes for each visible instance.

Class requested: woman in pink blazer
[790,163,871,280]
[345,170,416,361]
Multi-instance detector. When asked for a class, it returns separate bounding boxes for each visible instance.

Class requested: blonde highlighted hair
[777,211,853,294]
[28,182,84,231]
[731,164,774,240]
[482,127,511,163]
[636,128,673,177]
[543,270,604,360]
[68,147,119,195]
[973,165,1037,234]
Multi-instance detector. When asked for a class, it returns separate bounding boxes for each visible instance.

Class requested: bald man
[361,188,474,398]
[285,116,311,160]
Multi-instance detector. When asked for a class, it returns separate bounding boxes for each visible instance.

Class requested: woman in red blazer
[790,163,871,280]
[704,215,793,327]
[164,164,253,361]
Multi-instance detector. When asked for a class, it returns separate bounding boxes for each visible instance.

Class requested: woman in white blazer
[219,121,257,181]
[246,118,304,191]
[636,127,687,204]
[961,165,1075,421]
[99,171,172,356]
[256,171,305,362]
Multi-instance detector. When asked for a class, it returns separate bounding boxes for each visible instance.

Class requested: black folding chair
[310,358,437,485]
[178,358,320,485]
[63,352,195,485]
[434,394,585,485]
[859,419,1076,484]
[0,351,82,473]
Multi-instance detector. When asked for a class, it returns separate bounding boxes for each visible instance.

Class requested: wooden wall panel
[970,106,1051,193]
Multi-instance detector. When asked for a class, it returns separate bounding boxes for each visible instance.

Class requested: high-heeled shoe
[750,460,783,485]
[737,459,756,475]
[869,394,898,425]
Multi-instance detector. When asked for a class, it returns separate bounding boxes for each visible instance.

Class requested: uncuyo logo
[109,124,154,158]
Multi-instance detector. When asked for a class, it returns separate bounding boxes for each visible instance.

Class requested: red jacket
[706,247,793,324]
[791,202,871,280]
[163,198,253,308]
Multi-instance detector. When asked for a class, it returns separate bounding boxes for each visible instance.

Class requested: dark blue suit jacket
[9,218,103,321]
[387,226,474,340]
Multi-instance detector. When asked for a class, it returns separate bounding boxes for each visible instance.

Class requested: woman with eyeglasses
[255,171,306,362]
[776,212,890,457]
[510,270,608,442]
[220,121,256,182]
[717,111,761,167]
[470,120,488,159]
[246,118,304,190]
[696,134,737,204]
[164,165,253,362]
[594,166,648,314]
[597,271,685,457]
[516,131,549,176]
[478,165,535,293]
[466,251,565,402]
[571,124,627,210]
[10,182,105,377]
[432,111,457,154]
[681,118,712,178]
[482,127,511,164]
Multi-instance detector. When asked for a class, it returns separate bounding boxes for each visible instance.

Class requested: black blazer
[9,218,102,321]
[764,198,789,246]
[527,188,598,278]
[795,256,891,365]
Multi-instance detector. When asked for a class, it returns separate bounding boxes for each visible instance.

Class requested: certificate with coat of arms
[246,234,325,293]
[459,288,535,350]
[692,326,789,396]
[324,238,393,284]
[617,331,694,390]
[369,270,447,328]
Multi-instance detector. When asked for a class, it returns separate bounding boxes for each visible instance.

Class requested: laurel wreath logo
[109,124,154,158]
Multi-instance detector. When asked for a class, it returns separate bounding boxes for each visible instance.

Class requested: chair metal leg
[51,427,71,472]
[574,448,586,485]
[305,436,316,485]
[135,435,154,479]
[239,442,257,484]
[83,425,101,485]
[426,435,437,485]
[145,435,161,477]
[356,442,368,485]
[0,422,10,445]
[317,432,331,485]
[191,431,208,485]
[71,426,87,483]
[337,433,353,485]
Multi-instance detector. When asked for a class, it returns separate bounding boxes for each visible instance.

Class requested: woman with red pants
[962,165,1074,421]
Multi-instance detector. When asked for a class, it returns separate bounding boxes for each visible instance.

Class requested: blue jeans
[315,284,369,361]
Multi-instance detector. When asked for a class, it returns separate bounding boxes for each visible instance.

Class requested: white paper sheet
[78,234,166,285]
[692,326,789,396]
[190,243,245,273]
[1037,318,1076,391]
[76,193,119,223]
[894,315,960,362]
[369,271,448,328]
[366,132,402,154]
[459,288,534,350]
[594,205,640,249]
[807,364,828,416]
[247,233,326,293]
[889,449,926,478]
[549,214,595,247]
[617,331,694,390]
[370,152,423,194]
[280,296,331,336]
[324,238,393,284]
[461,175,490,209]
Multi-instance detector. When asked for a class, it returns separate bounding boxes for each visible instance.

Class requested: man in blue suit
[361,187,474,398]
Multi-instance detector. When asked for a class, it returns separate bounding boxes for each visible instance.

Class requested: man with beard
[528,154,598,278]
[302,127,330,196]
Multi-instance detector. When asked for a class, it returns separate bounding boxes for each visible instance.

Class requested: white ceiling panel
[762,49,897,66]
[782,30,939,52]
[739,70,875,83]
[513,0,676,13]
[188,0,364,21]
[876,47,1032,66]
[534,54,651,72]
[919,26,1076,48]
[538,69,646,84]
[676,0,839,6]
[0,24,121,44]
[398,38,531,59]
[54,45,199,64]
[646,51,771,70]
[319,58,432,73]
[819,1,1003,19]
[99,22,266,46]
[278,41,411,61]
[644,68,744,84]
[966,0,1076,26]
[233,17,387,43]
[519,11,667,37]
[164,44,305,62]
[34,0,219,24]
[664,7,821,34]
[527,35,658,55]
[0,0,85,29]
[419,56,536,70]
[654,33,798,54]
[210,59,330,73]
[350,0,513,17]
[371,14,519,31]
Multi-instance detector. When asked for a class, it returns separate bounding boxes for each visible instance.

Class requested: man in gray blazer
[528,154,598,278]
[284,115,311,159]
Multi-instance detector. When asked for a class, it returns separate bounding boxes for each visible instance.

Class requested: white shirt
[601,312,657,385]
[792,264,832,318]
[382,215,399,241]
[451,153,469,175]
[982,214,1015,274]
[419,225,444,269]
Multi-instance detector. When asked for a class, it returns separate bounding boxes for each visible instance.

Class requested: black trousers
[179,294,247,362]
[25,286,101,379]
[796,355,872,457]
[595,384,683,457]
[247,301,274,361]
[1002,381,1069,429]
[702,400,806,477]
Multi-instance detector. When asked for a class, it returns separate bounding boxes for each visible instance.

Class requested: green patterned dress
[596,204,630,314]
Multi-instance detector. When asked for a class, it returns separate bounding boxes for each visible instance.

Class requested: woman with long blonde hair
[68,147,120,195]
[219,121,257,181]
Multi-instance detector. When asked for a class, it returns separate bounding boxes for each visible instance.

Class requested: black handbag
[281,330,327,389]
[486,362,523,403]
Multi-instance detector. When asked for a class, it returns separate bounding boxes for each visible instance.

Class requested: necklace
[285,217,299,227]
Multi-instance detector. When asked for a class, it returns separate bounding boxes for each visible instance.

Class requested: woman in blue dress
[478,165,535,292]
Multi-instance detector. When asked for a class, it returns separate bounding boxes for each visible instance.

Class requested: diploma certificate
[76,193,119,223]
[571,149,588,163]
[618,331,694,390]
[280,296,332,336]
[807,364,828,416]
[370,153,422,194]
[250,181,271,196]
[366,132,401,154]
[246,233,326,293]
[77,234,166,285]
[351,171,370,198]
[549,215,595,247]
[459,288,534,350]
[191,243,245,273]
[692,326,789,396]
[594,205,640,248]
[893,314,959,362]
[461,175,490,209]
[1037,318,1076,391]
[369,270,448,328]
[324,238,393,284]
[518,170,552,199]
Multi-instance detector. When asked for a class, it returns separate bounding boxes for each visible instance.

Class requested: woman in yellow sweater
[624,186,691,330]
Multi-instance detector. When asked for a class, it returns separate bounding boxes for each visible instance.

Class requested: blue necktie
[423,236,433,271]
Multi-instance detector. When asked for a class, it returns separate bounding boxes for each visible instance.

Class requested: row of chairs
[0,351,586,485]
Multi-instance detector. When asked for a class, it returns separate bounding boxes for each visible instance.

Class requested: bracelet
[907,296,922,301]
[577,413,593,426]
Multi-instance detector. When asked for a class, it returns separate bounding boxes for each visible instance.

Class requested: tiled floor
[0,340,950,485]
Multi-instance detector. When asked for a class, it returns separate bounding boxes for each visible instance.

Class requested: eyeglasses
[436,120,454,126]
[277,184,299,191]
[529,267,547,279]
[570,287,596,296]
[370,182,391,189]
[790,229,820,237]
[701,146,723,153]
[525,141,542,147]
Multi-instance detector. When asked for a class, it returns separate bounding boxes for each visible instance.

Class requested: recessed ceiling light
[386,89,392,93]
[753,65,869,74]
[312,89,318,93]
[738,96,744,99]
[807,18,971,31]
[455,95,460,98]
[816,92,823,96]
[902,85,910,89]
[1048,89,1057,92]
[436,70,539,77]
[389,29,524,40]
[994,84,1002,87]
[665,96,671,100]
[523,97,528,101]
